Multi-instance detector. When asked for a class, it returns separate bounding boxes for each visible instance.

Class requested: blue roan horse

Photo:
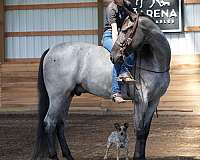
[32,14,171,160]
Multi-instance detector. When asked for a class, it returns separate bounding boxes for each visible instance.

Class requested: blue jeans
[102,29,134,94]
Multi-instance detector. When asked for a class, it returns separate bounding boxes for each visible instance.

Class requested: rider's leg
[118,54,135,82]
[102,30,125,102]
[125,54,134,71]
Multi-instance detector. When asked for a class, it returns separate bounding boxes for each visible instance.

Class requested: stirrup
[117,77,136,83]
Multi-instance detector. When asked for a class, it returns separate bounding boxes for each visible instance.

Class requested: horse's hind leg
[44,93,73,160]
[56,96,74,160]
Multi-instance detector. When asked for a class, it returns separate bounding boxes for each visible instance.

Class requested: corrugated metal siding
[4,1,200,58]
[5,8,98,32]
[5,0,98,58]
[164,4,200,55]
[6,35,98,58]
[5,0,97,5]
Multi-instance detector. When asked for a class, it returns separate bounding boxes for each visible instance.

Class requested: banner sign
[131,0,183,32]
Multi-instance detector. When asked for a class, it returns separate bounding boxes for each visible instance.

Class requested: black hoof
[49,154,59,160]
[133,157,147,160]
[63,155,74,160]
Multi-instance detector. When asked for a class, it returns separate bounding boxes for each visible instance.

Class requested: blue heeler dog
[104,123,129,160]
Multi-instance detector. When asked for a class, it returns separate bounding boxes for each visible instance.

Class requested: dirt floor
[1,113,200,160]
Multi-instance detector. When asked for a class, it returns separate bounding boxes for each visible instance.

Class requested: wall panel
[5,0,97,5]
[5,1,98,58]
[4,1,200,58]
[5,8,98,32]
[163,4,200,55]
[5,35,98,58]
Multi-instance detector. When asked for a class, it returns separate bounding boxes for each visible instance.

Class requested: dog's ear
[124,123,129,129]
[114,123,120,130]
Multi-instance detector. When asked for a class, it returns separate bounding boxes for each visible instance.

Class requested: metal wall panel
[4,2,200,58]
[165,4,200,55]
[5,8,98,32]
[5,35,98,58]
[5,0,97,5]
[5,0,98,58]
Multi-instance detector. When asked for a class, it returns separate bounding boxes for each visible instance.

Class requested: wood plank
[184,0,200,4]
[5,2,97,10]
[3,0,200,12]
[5,30,98,37]
[1,55,200,112]
[185,26,200,32]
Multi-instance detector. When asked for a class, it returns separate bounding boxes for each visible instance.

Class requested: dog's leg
[125,147,129,160]
[116,145,120,160]
[104,144,110,160]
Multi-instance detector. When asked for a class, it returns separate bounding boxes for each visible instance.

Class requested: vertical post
[0,0,4,63]
[97,0,104,45]
[0,0,4,108]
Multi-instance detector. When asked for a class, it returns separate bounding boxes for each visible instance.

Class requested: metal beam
[97,0,104,45]
[0,0,4,64]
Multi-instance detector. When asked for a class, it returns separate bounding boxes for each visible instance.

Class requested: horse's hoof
[49,155,59,160]
[63,155,74,160]
[133,157,146,160]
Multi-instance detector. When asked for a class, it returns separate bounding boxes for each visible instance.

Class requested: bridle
[115,12,140,56]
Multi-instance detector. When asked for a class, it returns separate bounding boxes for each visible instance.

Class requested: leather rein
[116,11,170,74]
[116,12,140,55]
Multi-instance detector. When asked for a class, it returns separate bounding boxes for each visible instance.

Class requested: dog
[104,123,129,160]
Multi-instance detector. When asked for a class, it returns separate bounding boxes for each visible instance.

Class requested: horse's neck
[145,30,165,52]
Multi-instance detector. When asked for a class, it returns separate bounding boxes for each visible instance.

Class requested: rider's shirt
[104,2,128,32]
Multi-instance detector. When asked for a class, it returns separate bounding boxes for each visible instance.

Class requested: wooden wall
[1,0,200,112]
[1,55,200,113]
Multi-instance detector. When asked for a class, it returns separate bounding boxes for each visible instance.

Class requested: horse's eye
[119,128,121,131]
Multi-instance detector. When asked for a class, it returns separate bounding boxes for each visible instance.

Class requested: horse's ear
[124,123,129,129]
[114,123,120,130]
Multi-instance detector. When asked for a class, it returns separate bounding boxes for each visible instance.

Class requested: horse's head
[110,31,127,64]
[110,15,139,64]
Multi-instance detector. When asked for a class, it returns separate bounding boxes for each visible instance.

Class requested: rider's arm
[111,23,118,44]
[106,4,118,44]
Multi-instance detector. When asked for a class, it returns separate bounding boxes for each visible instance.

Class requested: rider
[102,0,135,103]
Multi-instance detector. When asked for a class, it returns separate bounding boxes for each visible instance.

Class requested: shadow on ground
[80,157,200,160]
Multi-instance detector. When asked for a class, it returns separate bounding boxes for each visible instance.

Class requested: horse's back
[43,42,113,98]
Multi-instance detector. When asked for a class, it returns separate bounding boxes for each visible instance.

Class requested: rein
[116,13,140,54]
[118,12,169,74]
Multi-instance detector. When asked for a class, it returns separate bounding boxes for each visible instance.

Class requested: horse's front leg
[133,100,148,160]
[133,99,159,160]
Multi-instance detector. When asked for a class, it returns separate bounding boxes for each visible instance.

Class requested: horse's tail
[32,48,50,160]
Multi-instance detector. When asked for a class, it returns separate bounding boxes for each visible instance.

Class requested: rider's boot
[112,93,126,103]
